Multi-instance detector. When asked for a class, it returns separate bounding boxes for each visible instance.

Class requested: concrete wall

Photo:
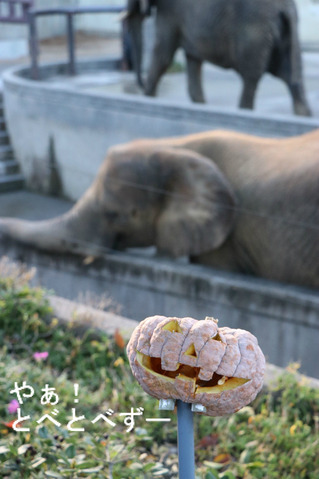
[0,0,123,42]
[50,295,319,387]
[0,0,122,61]
[3,60,319,201]
[34,0,123,40]
[0,1,77,60]
[35,0,78,40]
[0,23,28,59]
[76,0,124,36]
[1,241,318,379]
[295,0,319,49]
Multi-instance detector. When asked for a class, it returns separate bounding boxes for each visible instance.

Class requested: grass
[0,259,319,478]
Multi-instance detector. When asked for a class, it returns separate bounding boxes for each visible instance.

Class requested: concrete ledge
[3,59,319,201]
[49,293,319,390]
[17,57,122,80]
[48,294,136,339]
[1,241,319,379]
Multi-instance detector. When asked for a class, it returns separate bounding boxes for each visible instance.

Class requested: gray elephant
[125,0,311,116]
[1,128,319,289]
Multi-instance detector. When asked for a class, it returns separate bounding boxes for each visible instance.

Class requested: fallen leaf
[31,457,46,468]
[290,424,297,435]
[2,420,22,430]
[114,357,124,367]
[83,255,96,265]
[18,444,32,455]
[114,328,125,349]
[196,434,219,449]
[213,453,232,464]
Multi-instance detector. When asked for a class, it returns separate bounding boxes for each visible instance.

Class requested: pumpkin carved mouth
[136,351,250,394]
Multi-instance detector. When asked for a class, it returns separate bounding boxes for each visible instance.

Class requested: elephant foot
[238,101,254,110]
[294,102,312,117]
[137,77,145,90]
[191,96,205,104]
[144,84,157,97]
[290,83,312,117]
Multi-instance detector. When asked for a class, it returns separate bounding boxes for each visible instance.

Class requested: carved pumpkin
[127,315,265,416]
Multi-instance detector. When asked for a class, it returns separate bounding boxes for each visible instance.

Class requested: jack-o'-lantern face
[127,316,265,416]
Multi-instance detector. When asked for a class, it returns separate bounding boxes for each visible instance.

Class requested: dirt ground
[39,31,122,60]
[0,32,122,70]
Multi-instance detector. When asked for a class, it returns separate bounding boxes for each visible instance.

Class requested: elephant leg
[275,65,312,116]
[239,77,260,109]
[186,55,205,103]
[144,34,178,97]
[286,82,312,117]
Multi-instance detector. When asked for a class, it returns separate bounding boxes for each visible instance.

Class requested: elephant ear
[155,148,236,257]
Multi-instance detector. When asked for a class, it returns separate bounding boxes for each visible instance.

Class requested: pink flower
[33,351,49,362]
[8,399,19,414]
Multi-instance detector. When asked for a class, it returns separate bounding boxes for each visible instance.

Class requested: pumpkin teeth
[177,374,196,383]
[195,377,250,394]
[218,376,228,385]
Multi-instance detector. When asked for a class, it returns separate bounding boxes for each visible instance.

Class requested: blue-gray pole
[177,400,195,479]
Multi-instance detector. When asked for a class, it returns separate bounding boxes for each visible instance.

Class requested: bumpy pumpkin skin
[127,316,265,416]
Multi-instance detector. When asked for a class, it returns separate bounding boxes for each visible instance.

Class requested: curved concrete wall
[3,60,319,201]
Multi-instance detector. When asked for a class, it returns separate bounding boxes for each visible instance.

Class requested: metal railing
[28,6,125,80]
[0,0,33,23]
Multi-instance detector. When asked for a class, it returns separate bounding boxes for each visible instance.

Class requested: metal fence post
[66,11,75,76]
[28,11,39,80]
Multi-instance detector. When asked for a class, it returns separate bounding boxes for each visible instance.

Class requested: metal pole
[177,401,195,479]
[28,12,39,80]
[66,12,75,76]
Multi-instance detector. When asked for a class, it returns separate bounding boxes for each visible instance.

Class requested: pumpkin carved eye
[127,316,265,416]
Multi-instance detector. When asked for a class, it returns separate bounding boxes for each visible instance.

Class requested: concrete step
[0,173,24,193]
[0,130,9,145]
[0,144,14,160]
[0,159,20,175]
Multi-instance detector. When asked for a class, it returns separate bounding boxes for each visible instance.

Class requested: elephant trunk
[0,215,75,253]
[0,194,114,256]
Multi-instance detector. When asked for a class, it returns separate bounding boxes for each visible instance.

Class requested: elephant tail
[280,1,303,84]
[125,8,146,88]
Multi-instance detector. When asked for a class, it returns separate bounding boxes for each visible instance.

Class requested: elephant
[125,0,312,116]
[0,128,319,289]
